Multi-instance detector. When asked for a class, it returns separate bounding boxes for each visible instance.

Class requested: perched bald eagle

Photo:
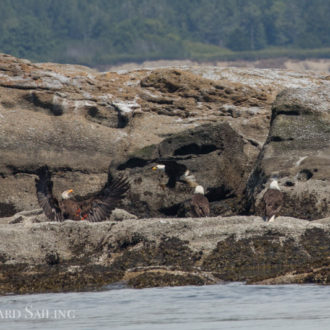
[263,179,283,222]
[177,185,210,217]
[152,160,197,188]
[191,185,210,217]
[35,166,129,222]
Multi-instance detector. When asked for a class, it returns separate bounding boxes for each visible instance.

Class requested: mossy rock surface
[1,216,330,294]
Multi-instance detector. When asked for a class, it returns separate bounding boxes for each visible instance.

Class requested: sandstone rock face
[0,53,328,218]
[0,215,330,294]
[247,85,330,220]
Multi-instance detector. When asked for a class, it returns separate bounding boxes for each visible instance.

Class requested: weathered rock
[115,122,250,217]
[0,214,330,294]
[1,53,327,218]
[247,85,330,220]
[109,208,137,221]
[1,54,330,293]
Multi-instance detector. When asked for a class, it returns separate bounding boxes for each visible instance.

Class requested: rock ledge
[0,214,330,294]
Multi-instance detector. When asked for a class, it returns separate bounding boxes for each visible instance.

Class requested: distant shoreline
[103,58,330,73]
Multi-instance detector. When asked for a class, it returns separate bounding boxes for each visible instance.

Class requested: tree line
[0,0,329,66]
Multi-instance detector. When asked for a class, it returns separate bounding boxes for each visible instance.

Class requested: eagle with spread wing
[35,165,129,222]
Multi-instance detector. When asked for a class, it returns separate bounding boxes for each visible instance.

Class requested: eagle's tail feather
[268,215,276,222]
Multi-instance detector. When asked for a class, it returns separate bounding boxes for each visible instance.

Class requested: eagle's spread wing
[35,166,64,222]
[160,160,186,176]
[85,176,129,222]
[158,160,187,188]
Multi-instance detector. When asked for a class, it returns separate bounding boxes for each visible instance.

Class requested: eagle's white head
[194,185,205,195]
[61,189,74,200]
[152,164,165,171]
[270,179,280,191]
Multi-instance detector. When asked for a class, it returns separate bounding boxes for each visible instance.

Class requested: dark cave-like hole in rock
[270,136,283,142]
[24,93,63,116]
[87,107,98,117]
[248,139,260,147]
[298,169,313,181]
[206,185,235,202]
[277,110,301,116]
[159,203,181,216]
[164,82,180,93]
[117,158,150,170]
[270,136,294,142]
[50,105,63,116]
[174,143,217,156]
[0,202,17,217]
[285,181,295,187]
[117,111,129,128]
[200,144,218,154]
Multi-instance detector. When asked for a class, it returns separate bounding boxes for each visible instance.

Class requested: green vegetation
[0,0,329,67]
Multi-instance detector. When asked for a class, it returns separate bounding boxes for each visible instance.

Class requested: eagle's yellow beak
[68,189,74,193]
[152,166,157,171]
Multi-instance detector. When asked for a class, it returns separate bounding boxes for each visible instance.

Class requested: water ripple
[1,283,330,329]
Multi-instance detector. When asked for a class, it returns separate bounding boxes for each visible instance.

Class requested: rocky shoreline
[0,53,329,294]
[0,213,330,294]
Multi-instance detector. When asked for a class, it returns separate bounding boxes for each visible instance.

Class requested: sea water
[1,283,330,330]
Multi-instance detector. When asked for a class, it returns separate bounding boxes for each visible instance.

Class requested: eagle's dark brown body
[191,194,210,217]
[36,166,129,222]
[263,188,283,220]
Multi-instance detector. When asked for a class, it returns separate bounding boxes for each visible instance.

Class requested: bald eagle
[35,166,129,222]
[263,179,283,222]
[152,160,197,188]
[191,185,210,217]
[177,185,210,217]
